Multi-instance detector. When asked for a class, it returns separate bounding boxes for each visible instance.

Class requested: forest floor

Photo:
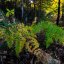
[0,37,64,64]
[42,42,64,64]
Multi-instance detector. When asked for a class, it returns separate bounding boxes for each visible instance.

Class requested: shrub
[32,21,64,48]
[1,21,64,55]
[0,23,39,56]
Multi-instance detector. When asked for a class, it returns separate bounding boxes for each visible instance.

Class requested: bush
[32,21,64,48]
[0,23,39,56]
[1,21,64,56]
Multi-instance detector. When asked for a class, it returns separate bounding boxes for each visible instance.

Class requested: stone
[33,49,60,64]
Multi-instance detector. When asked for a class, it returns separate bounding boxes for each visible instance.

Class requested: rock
[0,19,3,21]
[33,49,60,64]
[26,35,61,64]
[47,57,60,64]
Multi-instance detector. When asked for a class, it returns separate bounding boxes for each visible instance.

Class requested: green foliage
[0,0,63,21]
[1,20,64,55]
[26,36,39,53]
[6,9,14,17]
[0,23,39,56]
[0,28,4,38]
[32,21,64,48]
[4,27,14,48]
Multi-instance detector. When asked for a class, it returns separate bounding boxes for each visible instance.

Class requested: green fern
[0,23,38,56]
[1,21,64,54]
[32,21,64,48]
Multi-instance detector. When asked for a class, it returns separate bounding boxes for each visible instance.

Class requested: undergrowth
[0,23,39,56]
[0,21,64,56]
[32,21,64,48]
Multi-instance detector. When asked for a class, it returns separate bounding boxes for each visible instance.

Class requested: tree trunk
[34,0,36,17]
[56,0,60,25]
[62,3,64,22]
[38,0,42,20]
[21,0,24,18]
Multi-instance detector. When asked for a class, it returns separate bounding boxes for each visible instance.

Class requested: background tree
[56,0,60,25]
[62,1,64,23]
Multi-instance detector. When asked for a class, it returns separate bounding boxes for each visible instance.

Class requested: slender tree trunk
[56,0,60,25]
[34,0,36,17]
[39,0,42,14]
[62,3,64,22]
[38,0,42,20]
[21,0,24,18]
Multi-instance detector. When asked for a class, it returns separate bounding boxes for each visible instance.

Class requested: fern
[0,21,64,55]
[0,23,38,56]
[0,28,4,38]
[32,21,64,48]
[15,37,26,56]
[26,36,39,53]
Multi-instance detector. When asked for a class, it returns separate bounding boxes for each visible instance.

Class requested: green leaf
[6,8,10,12]
[6,12,10,17]
[15,37,26,56]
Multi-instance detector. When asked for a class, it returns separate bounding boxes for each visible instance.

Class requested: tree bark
[62,3,64,22]
[56,0,60,25]
[21,0,24,18]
